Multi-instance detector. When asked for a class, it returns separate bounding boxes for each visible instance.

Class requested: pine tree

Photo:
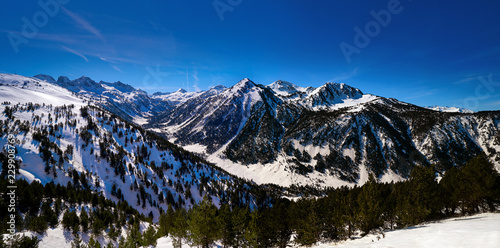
[78,211,88,233]
[318,187,350,240]
[440,166,461,215]
[188,196,220,248]
[142,225,157,247]
[171,208,188,248]
[158,211,169,237]
[41,202,58,228]
[272,199,292,248]
[28,215,48,234]
[6,234,40,248]
[108,225,120,242]
[126,222,142,248]
[232,207,250,248]
[356,173,383,235]
[218,204,235,248]
[344,186,360,239]
[71,233,83,248]
[292,199,319,246]
[62,210,80,234]
[396,165,438,226]
[457,153,499,214]
[88,236,102,248]
[408,165,439,224]
[245,210,260,248]
[165,204,175,234]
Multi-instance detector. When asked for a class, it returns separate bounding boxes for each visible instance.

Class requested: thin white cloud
[61,46,88,62]
[185,67,189,92]
[192,67,200,92]
[99,56,120,64]
[112,65,123,73]
[61,6,104,41]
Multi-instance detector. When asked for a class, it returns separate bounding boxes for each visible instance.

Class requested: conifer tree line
[0,178,151,248]
[156,153,500,248]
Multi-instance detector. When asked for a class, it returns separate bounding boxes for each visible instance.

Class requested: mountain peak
[152,91,167,96]
[211,85,227,90]
[71,76,101,89]
[268,80,299,95]
[318,82,363,97]
[33,74,55,83]
[232,78,256,90]
[105,81,136,93]
[175,88,187,94]
[56,76,71,85]
[74,76,95,83]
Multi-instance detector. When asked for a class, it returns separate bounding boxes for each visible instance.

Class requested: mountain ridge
[12,73,500,187]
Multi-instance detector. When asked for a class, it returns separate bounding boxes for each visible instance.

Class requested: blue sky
[1,0,499,110]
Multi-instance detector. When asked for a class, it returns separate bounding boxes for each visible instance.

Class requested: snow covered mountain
[151,85,227,105]
[268,80,310,96]
[0,74,267,221]
[148,79,500,187]
[33,74,170,124]
[149,78,277,155]
[9,73,500,188]
[426,105,474,113]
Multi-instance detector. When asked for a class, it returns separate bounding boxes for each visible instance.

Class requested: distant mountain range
[425,105,474,113]
[21,73,500,187]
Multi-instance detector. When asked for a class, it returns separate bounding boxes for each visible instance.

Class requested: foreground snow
[316,213,500,248]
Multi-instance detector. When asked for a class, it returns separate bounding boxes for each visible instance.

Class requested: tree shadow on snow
[453,216,483,222]
[404,225,428,230]
[63,229,73,243]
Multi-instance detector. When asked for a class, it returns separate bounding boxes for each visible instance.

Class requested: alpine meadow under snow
[1,73,499,247]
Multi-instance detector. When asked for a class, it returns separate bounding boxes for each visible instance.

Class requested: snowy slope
[0,74,84,107]
[33,74,169,123]
[318,213,500,248]
[152,89,200,104]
